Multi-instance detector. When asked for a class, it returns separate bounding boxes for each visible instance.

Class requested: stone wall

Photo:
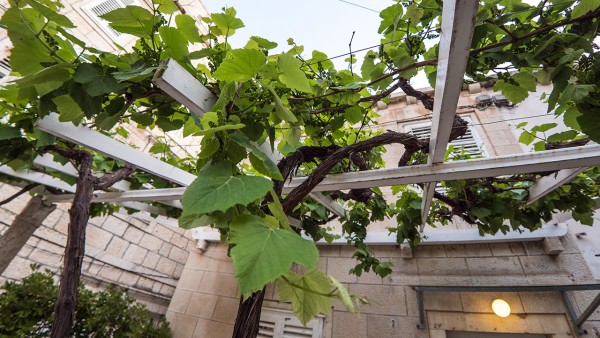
[167,235,600,337]
[0,182,195,315]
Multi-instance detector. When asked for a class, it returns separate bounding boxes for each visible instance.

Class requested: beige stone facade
[167,84,600,337]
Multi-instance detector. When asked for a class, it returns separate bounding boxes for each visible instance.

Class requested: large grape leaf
[73,63,119,97]
[53,94,84,122]
[100,6,155,37]
[229,131,283,180]
[230,214,319,294]
[214,49,266,82]
[182,163,272,215]
[175,14,202,43]
[276,268,333,325]
[278,54,313,93]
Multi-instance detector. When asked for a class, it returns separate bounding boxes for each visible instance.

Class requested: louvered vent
[0,57,10,79]
[406,117,487,158]
[82,0,143,40]
[258,310,323,338]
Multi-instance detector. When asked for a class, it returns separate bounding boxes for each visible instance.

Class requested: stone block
[519,292,565,313]
[168,288,193,314]
[156,257,177,275]
[152,225,174,243]
[348,284,405,315]
[200,271,239,297]
[186,292,218,318]
[170,233,187,247]
[123,226,144,244]
[543,237,564,255]
[332,310,367,338]
[106,237,129,258]
[212,296,239,324]
[159,242,173,257]
[192,318,233,338]
[366,314,427,338]
[327,257,357,283]
[161,284,176,297]
[42,209,63,228]
[140,233,163,251]
[117,271,139,286]
[186,252,220,271]
[104,216,128,236]
[99,266,122,283]
[169,246,189,263]
[400,244,413,258]
[28,248,62,268]
[319,246,340,257]
[466,256,524,275]
[88,215,108,227]
[423,291,463,312]
[417,257,469,275]
[142,251,161,269]
[2,256,36,280]
[174,263,185,278]
[86,226,113,250]
[166,311,198,338]
[122,245,148,265]
[414,245,446,258]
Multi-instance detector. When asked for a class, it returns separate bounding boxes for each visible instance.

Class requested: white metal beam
[35,114,197,186]
[44,145,600,203]
[152,58,217,117]
[33,154,182,209]
[44,187,187,203]
[0,166,76,192]
[421,0,479,228]
[192,223,567,246]
[283,144,600,193]
[526,167,588,205]
[309,192,346,217]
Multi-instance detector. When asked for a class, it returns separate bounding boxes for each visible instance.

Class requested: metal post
[574,292,600,331]
[416,289,426,329]
[562,291,585,335]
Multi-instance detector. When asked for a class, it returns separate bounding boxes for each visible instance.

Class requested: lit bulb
[492,299,511,317]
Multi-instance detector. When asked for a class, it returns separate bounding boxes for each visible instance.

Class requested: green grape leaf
[159,26,189,61]
[53,94,84,122]
[112,64,157,82]
[261,82,298,123]
[33,128,55,148]
[182,163,272,215]
[229,131,283,180]
[344,107,364,124]
[531,123,557,133]
[153,0,178,14]
[249,36,278,50]
[278,54,313,93]
[214,49,266,82]
[100,6,155,37]
[176,14,202,43]
[493,72,536,104]
[572,0,600,18]
[329,276,355,313]
[230,214,319,294]
[547,130,578,143]
[563,106,582,130]
[0,126,21,140]
[211,10,244,36]
[518,131,535,145]
[276,268,333,326]
[470,207,492,219]
[24,0,75,28]
[73,63,119,97]
[13,63,74,96]
[195,123,246,137]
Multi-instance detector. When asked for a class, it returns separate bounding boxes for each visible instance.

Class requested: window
[81,0,142,41]
[404,116,487,158]
[0,57,10,80]
[258,309,323,338]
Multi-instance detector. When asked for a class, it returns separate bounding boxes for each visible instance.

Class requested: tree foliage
[0,265,171,337]
[0,0,599,330]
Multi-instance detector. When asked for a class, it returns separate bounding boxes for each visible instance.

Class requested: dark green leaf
[73,63,119,97]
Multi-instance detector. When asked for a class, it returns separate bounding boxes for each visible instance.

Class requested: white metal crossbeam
[283,144,600,193]
[192,223,568,246]
[526,167,588,205]
[0,166,76,192]
[35,114,197,186]
[421,0,479,227]
[40,145,600,203]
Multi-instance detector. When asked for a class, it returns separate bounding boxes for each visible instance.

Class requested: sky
[201,0,392,72]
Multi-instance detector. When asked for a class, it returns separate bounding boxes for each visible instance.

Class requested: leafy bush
[0,265,171,337]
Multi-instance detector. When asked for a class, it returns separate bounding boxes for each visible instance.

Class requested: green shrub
[0,265,171,337]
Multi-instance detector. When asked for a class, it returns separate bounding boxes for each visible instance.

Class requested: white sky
[201,0,391,71]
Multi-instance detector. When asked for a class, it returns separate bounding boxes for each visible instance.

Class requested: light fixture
[492,299,511,317]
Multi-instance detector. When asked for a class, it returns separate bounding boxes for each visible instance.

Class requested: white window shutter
[258,309,324,338]
[405,116,487,158]
[81,0,144,41]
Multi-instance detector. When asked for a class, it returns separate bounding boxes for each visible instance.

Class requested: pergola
[1,0,599,334]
